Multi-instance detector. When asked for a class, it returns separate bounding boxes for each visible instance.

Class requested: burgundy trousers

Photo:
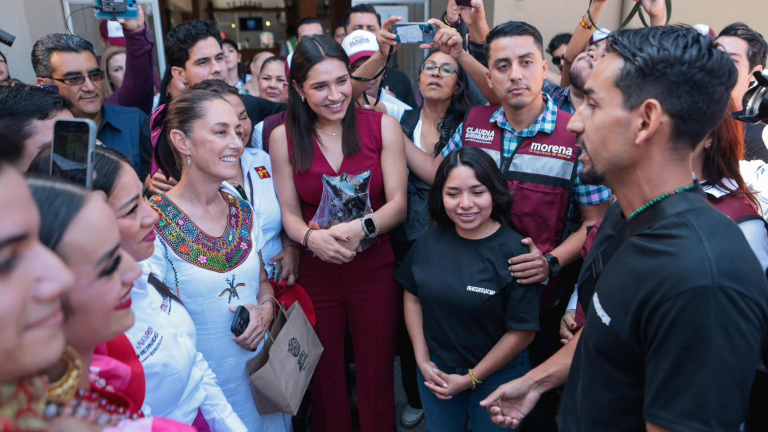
[298,240,399,432]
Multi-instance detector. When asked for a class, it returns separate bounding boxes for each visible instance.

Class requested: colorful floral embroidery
[150,192,254,273]
[218,275,245,303]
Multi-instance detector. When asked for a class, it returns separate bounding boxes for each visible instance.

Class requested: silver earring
[187,155,191,166]
[301,95,305,103]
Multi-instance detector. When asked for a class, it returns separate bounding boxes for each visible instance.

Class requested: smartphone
[94,0,139,20]
[392,23,436,44]
[455,0,474,6]
[50,118,97,190]
[273,261,283,284]
[231,305,250,337]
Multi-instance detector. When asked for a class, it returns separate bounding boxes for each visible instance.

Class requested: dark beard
[579,165,606,186]
[570,68,587,92]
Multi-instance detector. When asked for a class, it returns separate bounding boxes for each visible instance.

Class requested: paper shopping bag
[246,302,323,415]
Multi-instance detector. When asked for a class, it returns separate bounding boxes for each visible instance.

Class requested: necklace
[46,346,83,405]
[628,184,696,220]
[316,127,341,137]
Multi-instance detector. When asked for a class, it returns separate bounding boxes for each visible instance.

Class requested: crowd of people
[1,0,768,431]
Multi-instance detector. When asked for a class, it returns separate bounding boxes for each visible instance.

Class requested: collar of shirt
[100,103,126,132]
[490,94,558,139]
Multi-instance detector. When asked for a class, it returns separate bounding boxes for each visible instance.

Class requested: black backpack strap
[578,187,709,313]
[399,109,422,141]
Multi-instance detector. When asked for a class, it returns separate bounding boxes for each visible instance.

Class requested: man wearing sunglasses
[31,11,153,180]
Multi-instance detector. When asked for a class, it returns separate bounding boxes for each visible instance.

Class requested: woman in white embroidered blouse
[147,90,291,431]
[71,146,247,431]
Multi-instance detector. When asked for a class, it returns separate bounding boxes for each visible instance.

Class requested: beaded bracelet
[303,228,314,249]
[445,14,461,27]
[580,18,595,30]
[469,369,482,390]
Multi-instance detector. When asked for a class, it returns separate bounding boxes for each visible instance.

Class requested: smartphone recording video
[50,118,97,190]
[392,23,436,44]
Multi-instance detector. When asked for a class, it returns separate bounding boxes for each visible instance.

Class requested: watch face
[364,217,376,234]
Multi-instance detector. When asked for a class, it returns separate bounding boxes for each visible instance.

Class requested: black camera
[731,71,768,125]
[0,29,15,47]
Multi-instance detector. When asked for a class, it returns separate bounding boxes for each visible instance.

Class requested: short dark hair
[28,146,129,195]
[429,146,512,229]
[547,33,572,55]
[343,4,381,31]
[298,17,326,33]
[31,34,96,78]
[260,56,286,75]
[190,78,240,96]
[718,22,768,70]
[0,81,72,164]
[166,20,222,69]
[27,176,90,251]
[484,21,544,60]
[607,25,738,151]
[334,22,345,33]
[221,38,239,53]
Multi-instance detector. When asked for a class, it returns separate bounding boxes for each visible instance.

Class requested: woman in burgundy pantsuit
[270,35,407,432]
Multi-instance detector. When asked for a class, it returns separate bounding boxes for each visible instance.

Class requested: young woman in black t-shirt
[397,146,540,432]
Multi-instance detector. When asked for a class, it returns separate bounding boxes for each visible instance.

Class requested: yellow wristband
[468,369,482,390]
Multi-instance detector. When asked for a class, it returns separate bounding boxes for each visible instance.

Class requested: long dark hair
[156,90,229,181]
[28,146,130,196]
[703,100,759,209]
[27,176,89,251]
[418,50,477,156]
[428,146,512,229]
[287,35,360,172]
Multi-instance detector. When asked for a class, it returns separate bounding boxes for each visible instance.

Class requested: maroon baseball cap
[100,20,125,47]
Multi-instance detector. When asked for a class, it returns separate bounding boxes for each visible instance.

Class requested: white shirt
[147,193,292,431]
[125,262,246,431]
[251,121,266,151]
[221,148,283,278]
[377,89,412,122]
[703,179,768,271]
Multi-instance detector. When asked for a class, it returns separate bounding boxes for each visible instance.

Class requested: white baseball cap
[341,30,379,64]
[589,28,611,46]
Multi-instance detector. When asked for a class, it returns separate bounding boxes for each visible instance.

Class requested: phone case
[392,23,436,44]
[94,0,140,20]
[455,0,474,7]
[230,305,250,337]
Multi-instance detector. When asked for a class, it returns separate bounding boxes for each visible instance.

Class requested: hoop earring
[187,155,191,166]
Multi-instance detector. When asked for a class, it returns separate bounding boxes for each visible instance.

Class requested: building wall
[1,0,67,84]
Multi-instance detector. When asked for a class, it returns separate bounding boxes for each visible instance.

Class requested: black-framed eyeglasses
[552,54,566,67]
[43,70,105,87]
[420,63,456,77]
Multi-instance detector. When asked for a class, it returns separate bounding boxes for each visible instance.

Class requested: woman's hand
[307,229,357,265]
[268,245,300,285]
[560,310,577,343]
[378,16,402,57]
[420,20,464,60]
[420,361,472,399]
[231,302,274,351]
[145,171,177,195]
[327,220,367,252]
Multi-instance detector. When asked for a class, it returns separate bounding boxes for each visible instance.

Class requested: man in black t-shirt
[479,26,768,431]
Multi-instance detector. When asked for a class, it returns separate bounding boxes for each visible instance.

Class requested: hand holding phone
[230,305,250,337]
[273,261,283,284]
[392,23,436,44]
